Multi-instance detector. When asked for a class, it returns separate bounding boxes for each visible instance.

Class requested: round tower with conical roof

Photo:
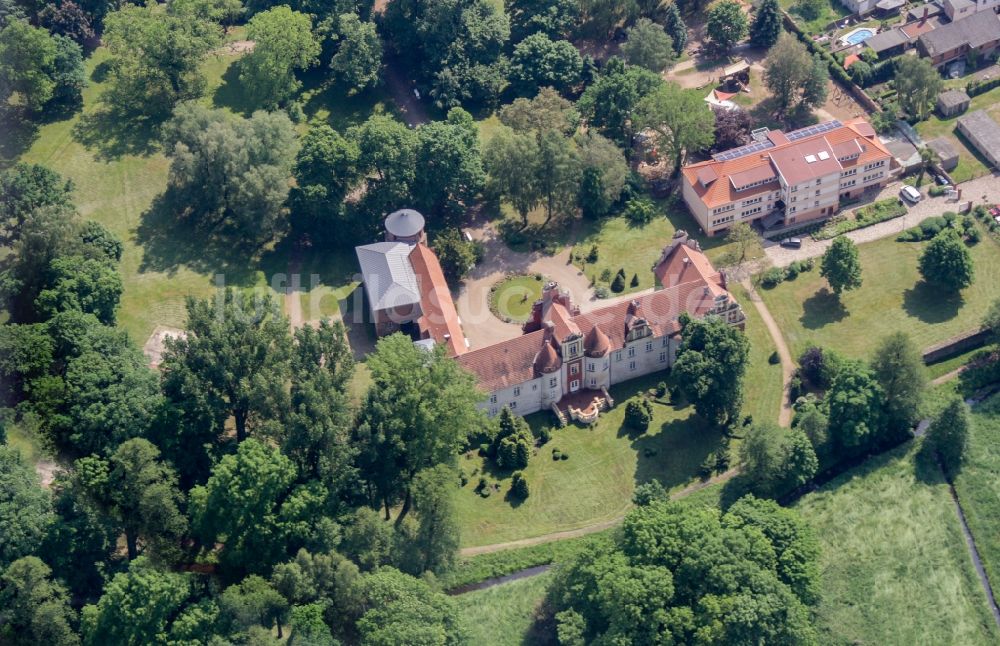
[384,208,426,244]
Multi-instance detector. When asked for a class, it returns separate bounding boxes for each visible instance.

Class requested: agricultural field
[795,443,1000,645]
[454,373,725,547]
[760,233,1000,359]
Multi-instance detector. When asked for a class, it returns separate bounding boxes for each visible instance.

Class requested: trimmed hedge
[814,198,906,239]
[967,76,1000,98]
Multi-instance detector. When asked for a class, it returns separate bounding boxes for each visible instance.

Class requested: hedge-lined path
[765,172,1000,268]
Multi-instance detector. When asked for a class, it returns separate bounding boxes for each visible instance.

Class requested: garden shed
[936,89,971,117]
[926,137,960,171]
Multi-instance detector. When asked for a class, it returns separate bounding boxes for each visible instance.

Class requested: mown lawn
[454,571,552,646]
[956,393,1000,595]
[491,274,546,321]
[454,373,724,547]
[914,86,1000,184]
[731,284,784,426]
[570,198,762,296]
[12,35,387,344]
[759,234,1000,359]
[795,443,1000,645]
[780,0,851,35]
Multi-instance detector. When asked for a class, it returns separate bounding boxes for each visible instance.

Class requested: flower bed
[813,198,906,240]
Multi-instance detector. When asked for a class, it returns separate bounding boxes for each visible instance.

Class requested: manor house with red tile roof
[357,218,744,424]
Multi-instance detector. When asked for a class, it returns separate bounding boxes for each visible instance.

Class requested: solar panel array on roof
[785,120,843,142]
[711,139,775,161]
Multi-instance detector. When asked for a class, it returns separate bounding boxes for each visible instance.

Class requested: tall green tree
[673,315,750,426]
[577,57,663,145]
[739,423,818,497]
[100,2,221,117]
[550,499,819,644]
[0,445,53,570]
[432,227,480,282]
[620,17,674,72]
[926,398,970,479]
[509,33,583,94]
[0,162,74,247]
[576,131,628,219]
[355,568,468,644]
[827,360,884,454]
[507,0,579,41]
[803,53,829,108]
[355,334,484,524]
[750,0,781,47]
[706,0,748,54]
[0,556,79,646]
[895,56,943,121]
[636,81,715,173]
[329,12,381,91]
[161,289,292,447]
[870,332,925,436]
[289,124,361,243]
[406,464,461,574]
[499,85,580,135]
[820,236,862,296]
[80,557,197,646]
[73,438,187,561]
[535,128,582,225]
[0,19,56,112]
[919,228,974,291]
[763,33,815,117]
[35,255,122,324]
[220,575,290,638]
[163,103,299,246]
[411,107,486,221]
[484,125,541,226]
[241,6,320,108]
[190,439,325,576]
[662,1,687,54]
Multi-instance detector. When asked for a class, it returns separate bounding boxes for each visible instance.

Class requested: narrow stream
[447,564,552,595]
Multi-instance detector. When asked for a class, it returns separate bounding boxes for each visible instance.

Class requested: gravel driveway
[765,173,1000,268]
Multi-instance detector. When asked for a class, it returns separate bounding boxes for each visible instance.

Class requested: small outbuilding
[926,137,960,171]
[957,110,1000,168]
[937,89,971,117]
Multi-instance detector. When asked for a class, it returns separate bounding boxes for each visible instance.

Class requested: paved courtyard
[765,173,1000,268]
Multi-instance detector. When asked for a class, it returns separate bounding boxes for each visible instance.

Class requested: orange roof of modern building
[681,118,892,208]
[408,243,467,357]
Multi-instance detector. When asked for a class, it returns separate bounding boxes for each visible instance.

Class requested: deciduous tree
[484,125,541,226]
[355,568,467,644]
[739,423,818,497]
[0,556,78,646]
[763,33,815,117]
[926,397,970,479]
[289,124,361,243]
[706,0,748,54]
[673,315,750,426]
[621,17,674,72]
[636,81,715,172]
[895,56,943,121]
[329,12,381,92]
[577,57,663,145]
[870,332,925,436]
[0,19,57,112]
[355,333,484,524]
[827,360,884,454]
[509,33,582,94]
[0,446,53,570]
[241,6,320,108]
[919,228,974,291]
[407,464,461,574]
[820,236,862,296]
[432,227,479,282]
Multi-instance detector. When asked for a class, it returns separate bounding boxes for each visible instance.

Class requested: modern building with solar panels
[680,118,899,236]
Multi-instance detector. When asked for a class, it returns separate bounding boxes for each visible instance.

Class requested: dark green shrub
[656,381,668,397]
[586,245,599,263]
[630,273,639,287]
[624,398,653,432]
[538,427,552,445]
[760,267,785,288]
[552,448,562,460]
[560,452,569,460]
[610,273,626,293]
[599,268,612,282]
[785,264,799,280]
[510,472,529,499]
[768,351,780,365]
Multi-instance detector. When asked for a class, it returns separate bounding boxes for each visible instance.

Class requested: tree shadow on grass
[800,287,849,329]
[0,113,41,162]
[134,189,266,286]
[632,414,721,493]
[903,280,963,324]
[212,61,257,116]
[72,106,162,161]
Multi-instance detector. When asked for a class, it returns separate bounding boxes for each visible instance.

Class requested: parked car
[934,174,950,186]
[780,237,802,249]
[900,185,922,203]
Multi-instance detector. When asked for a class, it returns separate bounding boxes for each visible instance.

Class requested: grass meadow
[454,571,552,646]
[956,393,1000,595]
[454,373,725,547]
[731,284,784,427]
[759,234,1000,359]
[795,442,1000,645]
